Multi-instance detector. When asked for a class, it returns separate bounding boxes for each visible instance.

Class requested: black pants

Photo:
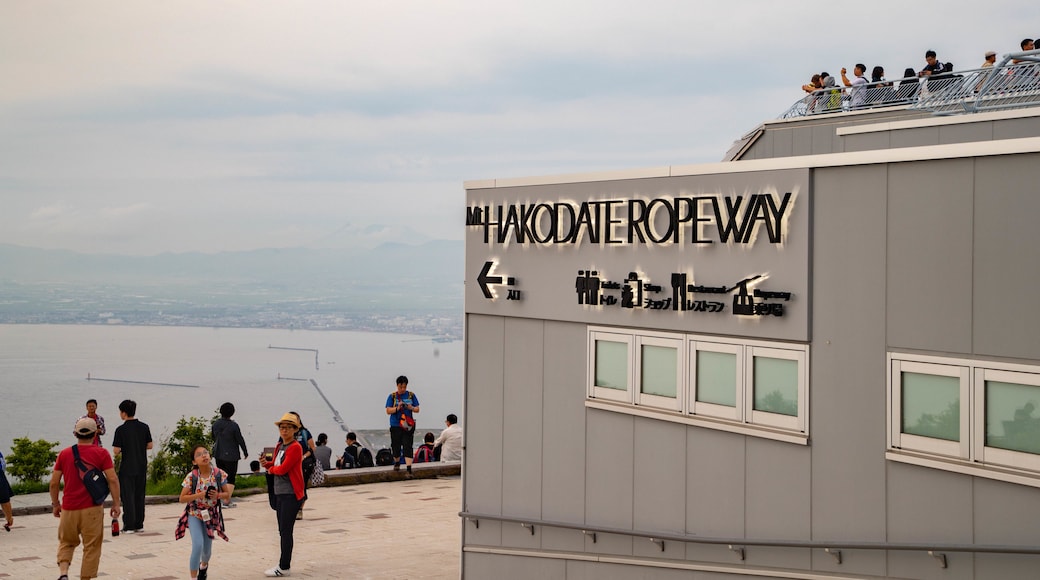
[215,458,238,486]
[119,472,146,530]
[274,493,302,571]
[389,426,415,462]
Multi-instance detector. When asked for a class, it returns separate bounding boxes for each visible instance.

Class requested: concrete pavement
[1,470,462,579]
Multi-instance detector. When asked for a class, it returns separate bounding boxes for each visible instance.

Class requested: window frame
[747,345,808,432]
[973,367,1040,472]
[635,334,684,411]
[889,359,970,459]
[587,326,809,443]
[887,353,1040,486]
[689,340,744,421]
[587,330,633,403]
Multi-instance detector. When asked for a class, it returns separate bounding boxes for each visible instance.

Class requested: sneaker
[296,509,303,520]
[223,501,236,508]
[122,529,136,534]
[264,566,290,577]
[393,463,400,471]
[197,566,208,580]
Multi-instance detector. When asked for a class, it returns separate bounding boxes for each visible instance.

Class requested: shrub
[6,437,59,484]
[148,415,213,483]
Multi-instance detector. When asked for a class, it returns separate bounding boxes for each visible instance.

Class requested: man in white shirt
[841,63,869,109]
[433,414,463,462]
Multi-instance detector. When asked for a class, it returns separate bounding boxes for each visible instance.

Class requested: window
[888,354,1040,485]
[589,330,632,403]
[588,327,809,443]
[636,335,683,411]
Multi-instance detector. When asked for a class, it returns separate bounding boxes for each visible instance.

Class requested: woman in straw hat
[259,413,305,578]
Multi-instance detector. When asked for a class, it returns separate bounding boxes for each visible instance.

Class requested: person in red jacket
[260,413,305,578]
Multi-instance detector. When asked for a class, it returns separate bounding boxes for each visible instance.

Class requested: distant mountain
[0,240,463,294]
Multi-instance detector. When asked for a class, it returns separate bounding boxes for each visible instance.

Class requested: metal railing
[460,510,1040,569]
[779,49,1040,119]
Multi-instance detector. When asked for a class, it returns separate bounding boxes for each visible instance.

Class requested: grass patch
[11,480,49,495]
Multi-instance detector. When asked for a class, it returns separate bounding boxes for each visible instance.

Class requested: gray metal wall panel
[586,409,634,530]
[790,127,813,157]
[464,314,505,518]
[811,548,887,577]
[887,551,973,580]
[890,126,939,148]
[744,440,811,570]
[686,428,745,538]
[772,128,793,157]
[939,121,993,145]
[994,116,1040,140]
[811,124,836,155]
[464,519,503,551]
[632,417,687,534]
[745,438,811,540]
[810,166,889,544]
[502,317,544,520]
[541,321,588,526]
[886,463,973,543]
[973,153,1040,360]
[540,527,585,553]
[843,130,891,153]
[463,553,566,580]
[887,159,973,353]
[756,130,774,159]
[974,554,1040,580]
[972,478,1040,546]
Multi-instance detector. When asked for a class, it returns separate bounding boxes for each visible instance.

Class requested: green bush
[6,437,59,484]
[148,415,214,484]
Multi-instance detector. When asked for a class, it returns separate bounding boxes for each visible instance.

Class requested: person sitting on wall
[413,433,436,463]
[336,433,362,469]
[433,414,463,462]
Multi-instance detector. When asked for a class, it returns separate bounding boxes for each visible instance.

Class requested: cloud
[1,0,1039,256]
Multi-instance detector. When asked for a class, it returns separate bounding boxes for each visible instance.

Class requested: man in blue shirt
[385,375,420,476]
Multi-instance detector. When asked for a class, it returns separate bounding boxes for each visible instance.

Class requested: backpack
[375,448,395,466]
[71,445,109,506]
[414,444,435,464]
[357,447,375,468]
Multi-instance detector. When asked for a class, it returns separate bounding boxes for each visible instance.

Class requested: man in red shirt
[49,417,121,580]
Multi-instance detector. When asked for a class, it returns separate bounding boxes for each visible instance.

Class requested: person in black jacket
[211,402,248,508]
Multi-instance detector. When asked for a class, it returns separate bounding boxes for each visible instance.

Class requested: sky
[1,1,1036,255]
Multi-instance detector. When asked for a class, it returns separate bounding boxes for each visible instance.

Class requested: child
[413,432,437,464]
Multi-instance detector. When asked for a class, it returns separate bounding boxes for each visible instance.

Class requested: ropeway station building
[461,53,1040,579]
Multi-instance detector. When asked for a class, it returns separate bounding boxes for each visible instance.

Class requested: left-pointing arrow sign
[477,261,503,299]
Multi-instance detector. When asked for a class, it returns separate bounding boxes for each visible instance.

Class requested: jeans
[187,514,213,572]
[274,493,301,571]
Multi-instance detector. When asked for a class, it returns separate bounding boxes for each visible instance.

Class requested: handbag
[396,392,416,431]
[309,458,326,486]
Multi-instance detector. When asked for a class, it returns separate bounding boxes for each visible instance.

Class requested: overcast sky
[1,1,1035,255]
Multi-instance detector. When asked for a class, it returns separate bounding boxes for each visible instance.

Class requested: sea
[0,324,463,473]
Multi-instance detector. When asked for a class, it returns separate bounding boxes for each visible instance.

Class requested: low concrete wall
[12,461,462,516]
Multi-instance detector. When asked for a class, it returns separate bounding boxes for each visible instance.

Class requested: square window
[697,350,737,407]
[588,331,633,403]
[636,334,683,411]
[641,344,677,397]
[595,340,628,390]
[753,356,799,417]
[901,371,960,441]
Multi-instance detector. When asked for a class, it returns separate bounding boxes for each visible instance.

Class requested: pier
[268,344,319,369]
[86,374,199,388]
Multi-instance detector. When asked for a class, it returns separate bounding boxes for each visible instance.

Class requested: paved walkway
[1,475,462,579]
